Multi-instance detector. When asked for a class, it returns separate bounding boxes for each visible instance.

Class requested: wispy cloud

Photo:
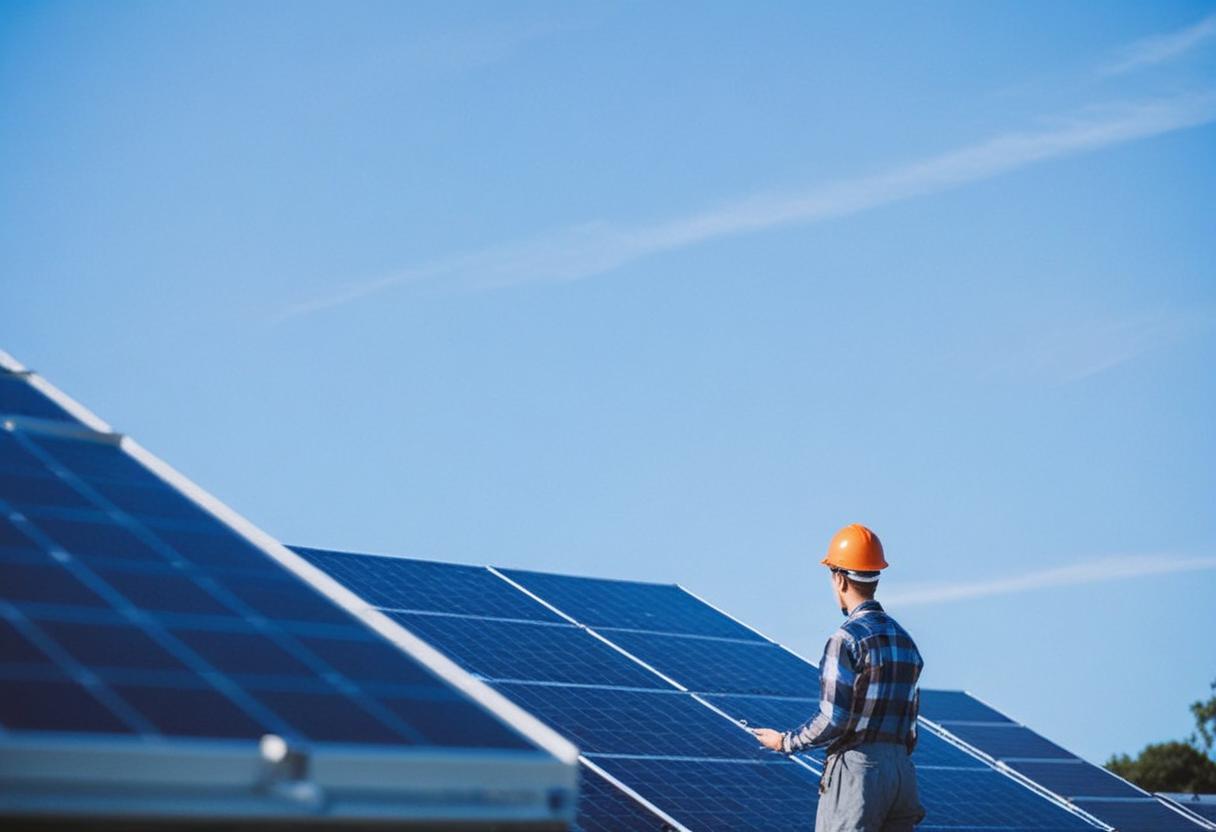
[1101,12,1216,76]
[272,91,1216,323]
[989,307,1215,384]
[882,554,1216,606]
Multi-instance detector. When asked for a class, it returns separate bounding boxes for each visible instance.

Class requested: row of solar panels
[296,545,1216,832]
[2,351,1213,831]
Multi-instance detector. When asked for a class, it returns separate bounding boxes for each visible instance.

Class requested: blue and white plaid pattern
[782,600,923,756]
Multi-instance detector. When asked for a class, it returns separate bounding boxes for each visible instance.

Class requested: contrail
[881,554,1216,606]
[1101,11,1216,76]
[272,91,1216,323]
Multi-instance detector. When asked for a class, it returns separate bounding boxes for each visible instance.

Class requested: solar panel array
[920,690,1210,831]
[299,547,1105,831]
[0,359,574,827]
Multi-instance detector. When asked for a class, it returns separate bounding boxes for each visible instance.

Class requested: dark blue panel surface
[500,568,764,640]
[389,612,668,688]
[918,689,1014,723]
[1073,797,1207,831]
[1170,798,1216,823]
[91,563,238,617]
[373,694,538,749]
[917,768,1093,828]
[0,432,45,476]
[0,375,78,423]
[0,429,537,753]
[0,677,135,734]
[1181,799,1216,822]
[0,555,110,607]
[170,627,318,677]
[605,630,820,697]
[153,526,280,571]
[25,512,166,563]
[573,767,667,832]
[113,683,271,739]
[495,683,767,760]
[246,685,415,745]
[0,472,93,510]
[26,434,153,483]
[0,618,55,665]
[0,514,36,550]
[943,723,1073,760]
[294,632,440,687]
[1009,760,1143,799]
[295,547,563,622]
[213,571,359,628]
[35,619,189,672]
[588,757,820,832]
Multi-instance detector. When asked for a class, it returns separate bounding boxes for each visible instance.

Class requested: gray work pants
[815,743,925,832]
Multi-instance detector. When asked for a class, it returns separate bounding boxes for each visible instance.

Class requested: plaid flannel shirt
[781,600,923,757]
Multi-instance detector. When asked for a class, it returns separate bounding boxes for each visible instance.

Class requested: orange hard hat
[821,524,888,572]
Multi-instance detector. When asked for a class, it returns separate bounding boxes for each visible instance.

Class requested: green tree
[1105,679,1216,794]
[1192,679,1216,755]
[1106,742,1216,793]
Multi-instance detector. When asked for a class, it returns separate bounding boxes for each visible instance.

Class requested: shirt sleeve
[782,629,859,753]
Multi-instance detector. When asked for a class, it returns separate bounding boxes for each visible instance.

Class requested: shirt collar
[847,599,884,619]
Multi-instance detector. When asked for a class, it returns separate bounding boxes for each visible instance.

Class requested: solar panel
[297,548,564,622]
[919,690,1209,829]
[495,683,770,760]
[1072,797,1208,831]
[589,757,820,832]
[1008,760,1143,799]
[573,768,672,832]
[1,434,546,750]
[304,550,1123,832]
[604,629,821,696]
[939,724,1074,760]
[1159,795,1216,825]
[918,689,1014,723]
[387,611,670,688]
[498,567,765,641]
[916,768,1094,828]
[0,358,577,827]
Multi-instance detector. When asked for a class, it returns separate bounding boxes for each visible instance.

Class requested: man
[752,524,925,832]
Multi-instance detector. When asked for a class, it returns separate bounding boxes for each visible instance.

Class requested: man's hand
[752,727,784,752]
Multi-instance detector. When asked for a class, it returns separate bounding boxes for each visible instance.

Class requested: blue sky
[2,1,1214,764]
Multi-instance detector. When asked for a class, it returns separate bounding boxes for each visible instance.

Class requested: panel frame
[0,734,572,828]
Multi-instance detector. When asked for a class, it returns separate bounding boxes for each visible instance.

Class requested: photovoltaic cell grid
[591,757,821,832]
[573,768,671,832]
[303,549,1116,831]
[294,549,810,829]
[1162,797,1216,825]
[921,690,1208,830]
[497,567,765,641]
[1186,800,1216,823]
[1069,798,1209,831]
[0,378,534,753]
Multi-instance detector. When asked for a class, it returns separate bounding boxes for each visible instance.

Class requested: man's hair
[851,578,878,599]
[835,568,879,598]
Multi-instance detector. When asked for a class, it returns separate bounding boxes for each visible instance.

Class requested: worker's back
[829,601,923,755]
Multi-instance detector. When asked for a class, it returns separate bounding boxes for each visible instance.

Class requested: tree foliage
[1192,679,1216,755]
[1104,679,1216,794]
[1106,741,1216,793]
